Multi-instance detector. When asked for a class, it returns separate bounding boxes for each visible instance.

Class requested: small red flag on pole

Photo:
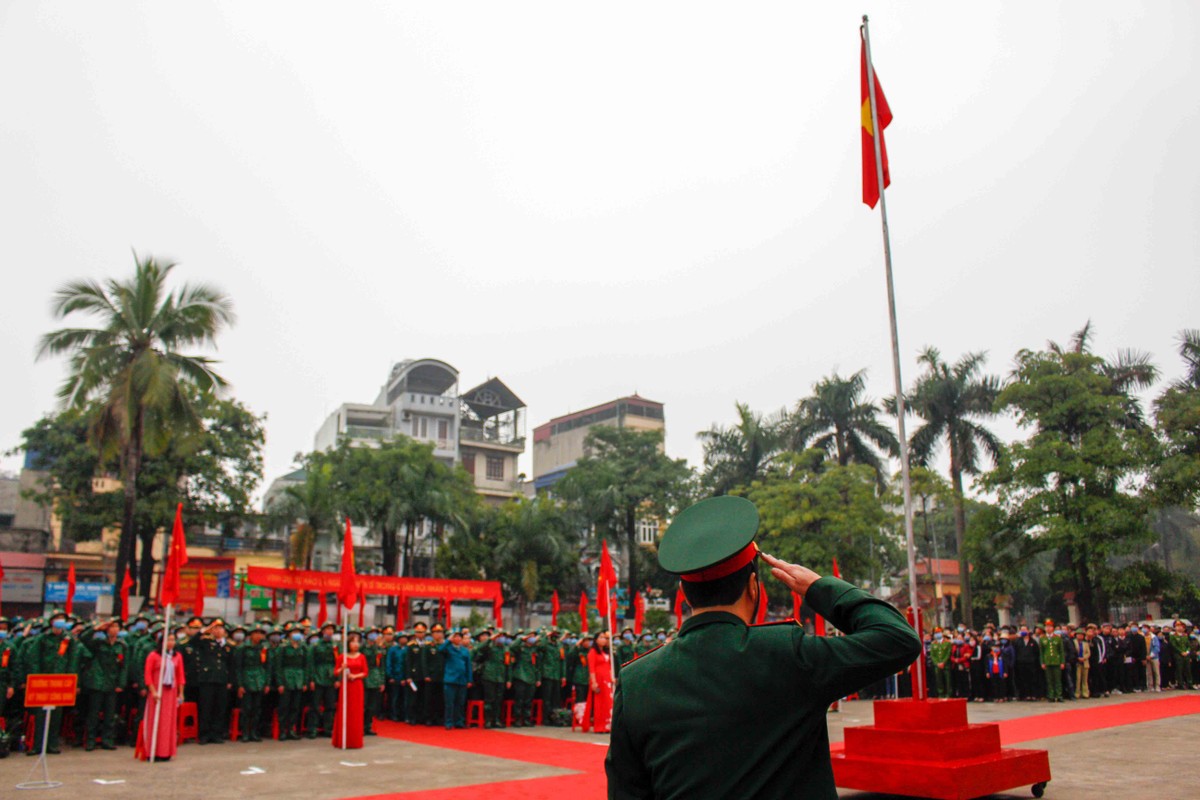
[196,571,207,618]
[633,591,645,635]
[271,590,279,620]
[674,588,685,629]
[160,503,189,607]
[578,591,588,635]
[860,33,892,209]
[237,572,245,616]
[65,562,77,616]
[551,590,560,627]
[338,518,358,611]
[318,592,328,628]
[119,567,135,620]
[492,594,503,628]
[358,585,366,628]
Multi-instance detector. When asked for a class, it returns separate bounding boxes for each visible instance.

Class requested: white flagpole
[341,612,348,750]
[148,603,172,764]
[862,14,924,702]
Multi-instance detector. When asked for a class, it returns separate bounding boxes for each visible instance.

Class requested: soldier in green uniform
[0,617,15,733]
[24,611,82,755]
[1170,621,1193,689]
[472,629,510,728]
[363,629,387,735]
[539,628,567,720]
[930,629,954,699]
[567,633,592,708]
[422,625,446,726]
[234,627,271,742]
[79,620,127,750]
[274,629,311,739]
[310,623,338,736]
[178,616,204,704]
[605,496,921,799]
[1039,627,1065,702]
[404,628,426,724]
[191,621,233,743]
[509,631,541,727]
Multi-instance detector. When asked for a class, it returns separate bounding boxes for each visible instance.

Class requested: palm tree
[37,255,234,598]
[902,347,1003,628]
[697,402,784,495]
[786,370,899,484]
[1174,329,1200,390]
[493,496,573,627]
[1048,321,1158,429]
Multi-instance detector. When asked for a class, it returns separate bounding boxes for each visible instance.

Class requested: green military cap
[658,495,759,580]
[186,616,203,626]
[0,616,9,625]
[475,629,491,638]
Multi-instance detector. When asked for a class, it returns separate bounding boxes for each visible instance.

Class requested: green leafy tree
[36,255,234,597]
[1153,330,1200,511]
[556,426,693,618]
[745,451,899,607]
[785,370,898,486]
[697,402,784,496]
[982,324,1159,622]
[898,348,1003,626]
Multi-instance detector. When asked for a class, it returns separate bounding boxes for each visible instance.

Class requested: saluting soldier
[509,631,541,727]
[1170,621,1193,689]
[234,627,271,742]
[567,633,592,708]
[0,617,15,732]
[1039,626,1066,702]
[274,628,311,739]
[24,611,82,755]
[79,619,127,750]
[363,629,387,735]
[385,631,408,722]
[473,629,510,728]
[423,625,447,726]
[605,496,921,799]
[192,621,233,744]
[539,628,567,719]
[310,623,339,736]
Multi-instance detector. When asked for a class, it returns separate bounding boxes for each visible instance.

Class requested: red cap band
[680,542,759,583]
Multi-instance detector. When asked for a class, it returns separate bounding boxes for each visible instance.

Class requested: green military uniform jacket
[1170,633,1191,656]
[539,639,565,682]
[274,643,311,690]
[405,641,425,683]
[80,636,128,692]
[191,636,233,685]
[25,631,82,677]
[363,643,386,689]
[930,640,954,667]
[0,638,15,693]
[422,642,444,685]
[509,642,541,684]
[1038,635,1064,667]
[605,576,920,800]
[567,645,590,689]
[126,633,150,690]
[472,640,510,683]
[235,642,272,692]
[310,640,337,687]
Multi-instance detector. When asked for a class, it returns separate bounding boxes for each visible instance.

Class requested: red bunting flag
[597,541,617,626]
[551,590,560,627]
[338,518,358,610]
[358,585,366,628]
[815,613,827,637]
[492,594,503,628]
[195,571,207,618]
[578,591,588,635]
[792,592,803,622]
[833,557,842,579]
[318,591,328,628]
[65,562,77,616]
[119,567,134,621]
[443,594,451,626]
[160,503,189,607]
[633,591,645,635]
[674,588,685,630]
[860,32,893,209]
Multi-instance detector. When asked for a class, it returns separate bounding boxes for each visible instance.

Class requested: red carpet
[353,695,1200,800]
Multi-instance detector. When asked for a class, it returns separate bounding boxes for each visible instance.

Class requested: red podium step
[832,699,1051,800]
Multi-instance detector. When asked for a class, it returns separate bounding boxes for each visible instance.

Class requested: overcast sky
[2,3,1197,503]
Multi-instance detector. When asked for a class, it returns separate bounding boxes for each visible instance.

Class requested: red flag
[119,568,134,621]
[237,572,245,616]
[442,595,451,626]
[755,584,767,624]
[633,591,645,635]
[832,557,842,579]
[551,590,560,627]
[578,591,588,635]
[792,592,803,622]
[492,594,503,628]
[336,600,342,625]
[160,503,189,607]
[317,591,328,628]
[860,33,893,209]
[358,585,366,628]
[271,590,279,620]
[597,580,609,622]
[599,540,617,586]
[815,613,827,637]
[338,518,358,610]
[597,541,616,625]
[397,594,408,628]
[195,570,206,618]
[674,588,685,629]
[65,563,77,616]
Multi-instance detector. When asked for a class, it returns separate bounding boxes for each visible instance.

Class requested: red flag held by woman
[578,591,589,635]
[65,562,77,615]
[551,590,560,626]
[339,518,358,611]
[160,503,189,607]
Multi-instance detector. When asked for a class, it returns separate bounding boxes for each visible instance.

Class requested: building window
[438,419,449,441]
[486,456,504,481]
[463,453,475,476]
[636,518,659,546]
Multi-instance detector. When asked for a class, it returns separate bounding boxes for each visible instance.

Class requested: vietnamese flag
[271,590,279,619]
[492,594,503,628]
[160,503,190,607]
[318,592,328,628]
[65,563,77,616]
[578,591,588,635]
[237,574,245,616]
[633,591,645,635]
[597,540,617,625]
[338,518,358,610]
[119,567,134,621]
[833,557,842,579]
[358,585,366,628]
[861,33,892,209]
[674,588,685,630]
[792,592,803,622]
[551,590,560,627]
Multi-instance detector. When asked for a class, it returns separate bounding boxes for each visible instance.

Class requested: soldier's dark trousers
[32,707,63,752]
[483,680,504,727]
[279,688,302,737]
[407,684,424,724]
[934,667,952,698]
[512,680,535,725]
[388,683,402,721]
[423,682,444,726]
[198,683,225,743]
[541,679,563,714]
[364,686,383,734]
[239,691,263,740]
[1090,662,1107,695]
[315,685,337,733]
[444,683,467,728]
[86,689,117,746]
[571,684,588,709]
[1016,663,1037,698]
[1176,658,1193,689]
[1045,666,1063,700]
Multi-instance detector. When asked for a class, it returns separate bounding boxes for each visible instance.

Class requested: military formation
[914,618,1200,703]
[0,610,673,754]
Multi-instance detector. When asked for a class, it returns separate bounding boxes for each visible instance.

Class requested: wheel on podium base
[1032,781,1048,798]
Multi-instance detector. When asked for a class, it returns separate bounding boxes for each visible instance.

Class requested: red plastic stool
[503,700,513,727]
[531,699,544,726]
[466,700,485,729]
[177,702,200,744]
[229,708,240,742]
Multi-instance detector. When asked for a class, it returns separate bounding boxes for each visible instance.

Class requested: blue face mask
[269,635,281,643]
[291,633,304,642]
[93,631,106,640]
[367,633,379,641]
[933,633,943,641]
[623,633,633,641]
[232,632,245,642]
[0,631,8,639]
[117,630,129,638]
[30,628,42,636]
[52,619,69,631]
[657,634,666,641]
[134,621,148,632]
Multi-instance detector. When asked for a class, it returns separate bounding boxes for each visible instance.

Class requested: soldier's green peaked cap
[658,496,759,580]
